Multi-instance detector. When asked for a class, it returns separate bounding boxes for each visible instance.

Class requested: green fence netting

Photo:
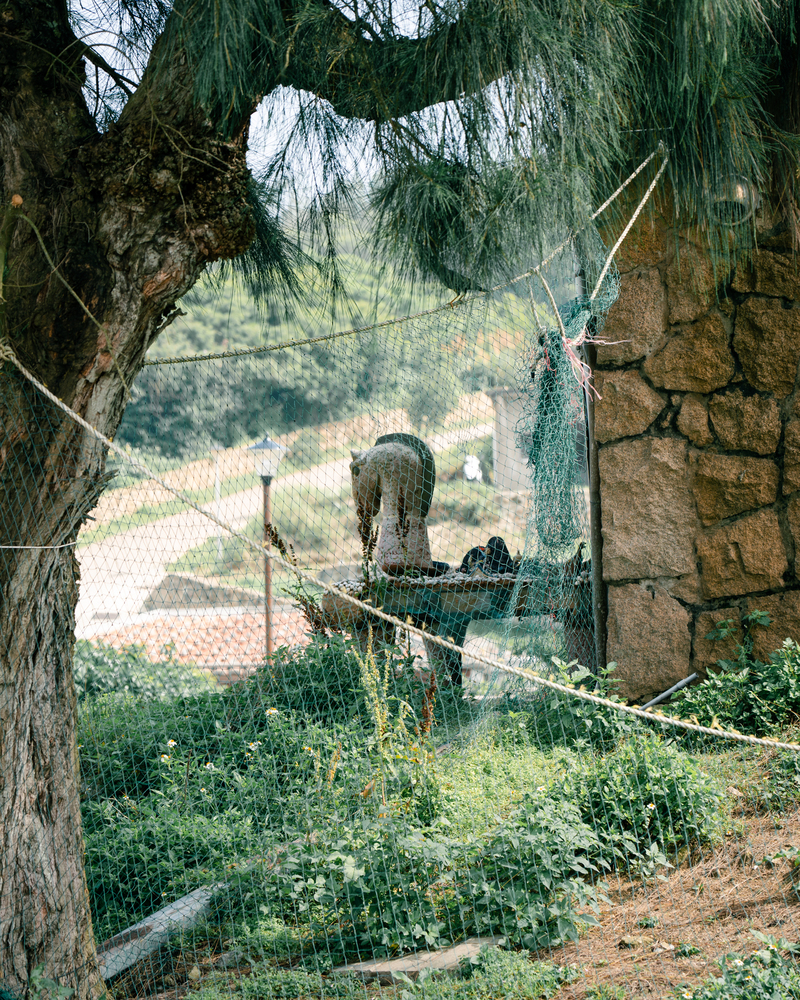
[3,220,800,1000]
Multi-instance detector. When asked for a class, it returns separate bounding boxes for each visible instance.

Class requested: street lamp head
[248,434,288,480]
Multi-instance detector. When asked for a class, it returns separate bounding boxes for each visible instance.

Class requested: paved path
[76,424,493,635]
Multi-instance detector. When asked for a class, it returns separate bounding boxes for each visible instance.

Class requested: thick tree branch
[278,0,519,121]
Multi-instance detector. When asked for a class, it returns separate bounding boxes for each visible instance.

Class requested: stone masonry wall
[594,219,800,703]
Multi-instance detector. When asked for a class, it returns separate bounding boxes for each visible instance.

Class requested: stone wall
[594,219,800,702]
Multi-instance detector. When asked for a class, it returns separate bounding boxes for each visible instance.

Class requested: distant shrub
[230,632,437,729]
[73,640,214,703]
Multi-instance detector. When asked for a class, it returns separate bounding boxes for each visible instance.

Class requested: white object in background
[463,455,482,482]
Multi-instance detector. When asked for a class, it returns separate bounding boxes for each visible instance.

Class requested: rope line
[143,304,469,365]
[590,145,669,302]
[0,542,77,549]
[144,149,667,367]
[3,340,799,754]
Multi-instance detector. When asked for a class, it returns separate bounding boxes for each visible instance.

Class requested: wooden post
[583,343,607,675]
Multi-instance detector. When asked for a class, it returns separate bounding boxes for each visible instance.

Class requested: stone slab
[693,607,742,677]
[606,582,691,703]
[596,269,668,364]
[598,214,670,273]
[692,454,779,525]
[676,394,713,447]
[733,299,800,398]
[697,509,788,599]
[593,370,665,443]
[643,314,735,393]
[708,390,781,455]
[745,590,800,661]
[665,241,719,324]
[599,437,697,580]
[97,885,223,980]
[333,937,504,984]
[732,250,800,300]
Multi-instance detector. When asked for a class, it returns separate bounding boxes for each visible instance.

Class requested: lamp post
[248,435,287,657]
[210,443,224,563]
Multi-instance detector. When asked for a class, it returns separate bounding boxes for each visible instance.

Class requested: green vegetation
[673,612,800,737]
[73,641,216,702]
[188,946,577,1000]
[115,268,525,465]
[676,934,800,1000]
[76,623,800,996]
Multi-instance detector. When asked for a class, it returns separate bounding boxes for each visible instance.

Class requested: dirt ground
[108,807,800,1000]
[547,807,800,997]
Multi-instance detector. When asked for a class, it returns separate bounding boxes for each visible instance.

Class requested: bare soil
[547,807,800,998]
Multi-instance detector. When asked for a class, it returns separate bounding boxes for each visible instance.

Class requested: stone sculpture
[350,433,442,576]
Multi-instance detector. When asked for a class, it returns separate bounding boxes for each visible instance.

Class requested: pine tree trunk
[0,549,99,997]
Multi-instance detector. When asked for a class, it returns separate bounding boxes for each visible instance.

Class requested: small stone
[652,942,676,955]
[783,421,800,494]
[665,241,720,324]
[697,509,788,599]
[677,394,714,447]
[707,390,781,455]
[593,370,665,443]
[187,966,201,982]
[619,935,655,949]
[599,437,697,580]
[596,269,668,363]
[692,454,779,525]
[606,583,691,703]
[733,299,800,398]
[643,314,735,393]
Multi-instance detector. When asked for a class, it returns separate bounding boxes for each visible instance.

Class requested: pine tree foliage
[59,0,800,288]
